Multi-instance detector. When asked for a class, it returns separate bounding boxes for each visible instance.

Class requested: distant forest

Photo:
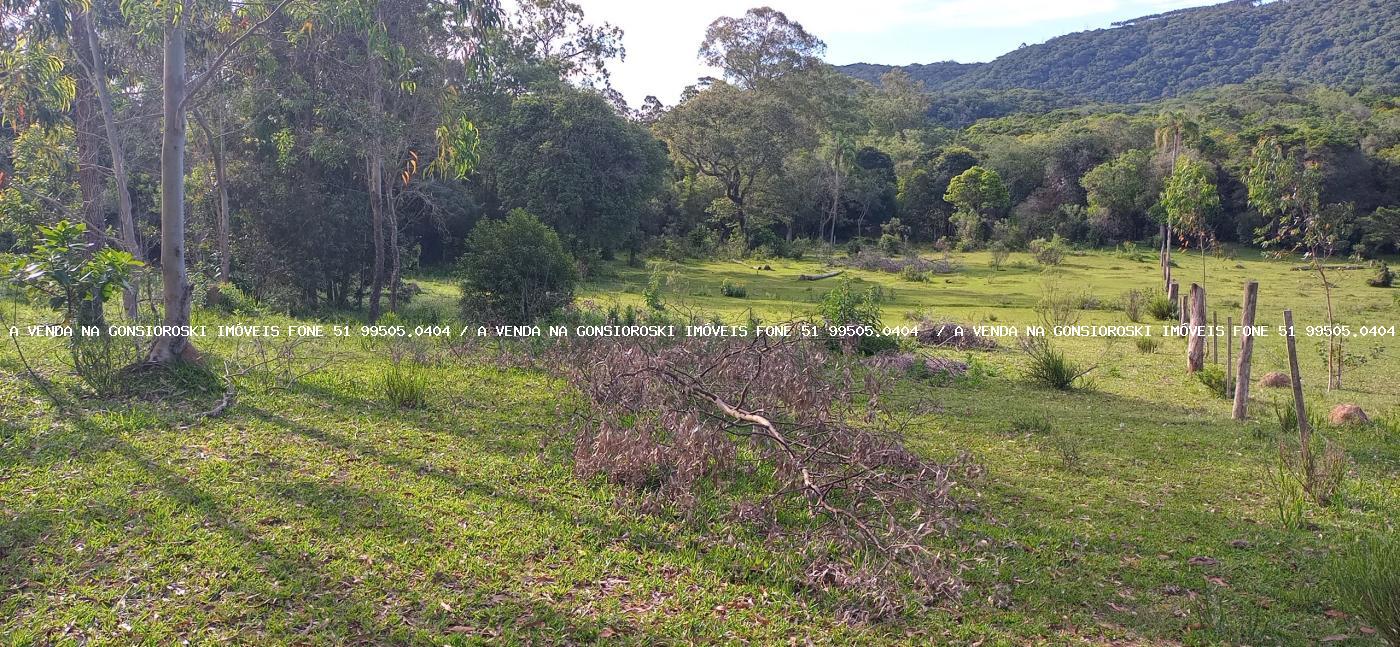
[840,0,1400,102]
[2,0,1398,322]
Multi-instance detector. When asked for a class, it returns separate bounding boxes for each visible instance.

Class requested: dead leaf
[1319,635,1348,642]
[1323,609,1347,619]
[598,627,616,638]
[1187,556,1219,566]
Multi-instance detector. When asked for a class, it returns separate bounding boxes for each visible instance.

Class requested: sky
[574,0,1224,106]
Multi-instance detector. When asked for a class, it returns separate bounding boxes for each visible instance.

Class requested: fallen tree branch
[798,269,843,281]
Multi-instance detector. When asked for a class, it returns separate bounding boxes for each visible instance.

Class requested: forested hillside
[841,0,1400,102]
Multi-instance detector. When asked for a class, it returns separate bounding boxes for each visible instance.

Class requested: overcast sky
[574,0,1223,106]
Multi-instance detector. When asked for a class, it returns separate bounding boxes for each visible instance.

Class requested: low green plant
[899,265,927,282]
[1147,294,1178,320]
[1134,336,1161,354]
[1028,235,1067,266]
[1020,338,1092,390]
[380,362,429,409]
[643,266,666,311]
[1120,288,1147,322]
[1006,414,1052,436]
[1044,432,1084,472]
[719,279,747,298]
[1368,261,1393,288]
[1264,450,1308,529]
[1331,531,1400,646]
[1194,364,1228,398]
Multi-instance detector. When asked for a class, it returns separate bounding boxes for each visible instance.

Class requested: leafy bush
[379,362,429,409]
[3,221,141,328]
[1332,532,1400,646]
[459,209,577,324]
[1147,293,1178,321]
[719,279,747,298]
[1028,235,1067,266]
[4,221,142,394]
[899,265,927,282]
[1368,262,1393,288]
[1135,336,1161,354]
[819,279,895,355]
[1194,364,1229,398]
[643,267,666,311]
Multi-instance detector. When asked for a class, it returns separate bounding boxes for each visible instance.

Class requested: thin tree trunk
[79,12,140,319]
[1283,309,1313,485]
[1317,264,1339,390]
[148,19,197,364]
[193,110,231,306]
[366,24,386,323]
[387,186,401,313]
[69,11,105,256]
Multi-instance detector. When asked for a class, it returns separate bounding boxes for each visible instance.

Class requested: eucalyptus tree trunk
[193,110,231,306]
[82,18,140,318]
[70,12,103,249]
[147,19,197,364]
[386,186,401,313]
[365,20,387,324]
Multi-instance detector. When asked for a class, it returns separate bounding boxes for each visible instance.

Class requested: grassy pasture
[0,246,1396,645]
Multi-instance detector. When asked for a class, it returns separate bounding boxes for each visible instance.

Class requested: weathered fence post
[1231,281,1258,420]
[1187,284,1206,372]
[1283,308,1314,484]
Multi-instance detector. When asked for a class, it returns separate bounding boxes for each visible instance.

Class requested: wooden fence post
[1283,308,1314,484]
[1231,281,1258,420]
[1187,284,1206,373]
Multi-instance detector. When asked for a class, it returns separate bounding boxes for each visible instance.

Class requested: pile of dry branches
[552,334,980,621]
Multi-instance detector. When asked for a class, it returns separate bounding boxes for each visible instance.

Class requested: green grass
[1,246,1397,644]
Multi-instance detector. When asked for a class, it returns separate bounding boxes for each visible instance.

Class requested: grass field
[2,246,1397,644]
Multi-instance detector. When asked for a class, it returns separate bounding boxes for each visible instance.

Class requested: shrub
[4,221,142,395]
[1121,288,1147,323]
[988,240,1011,270]
[1028,235,1067,266]
[1368,262,1393,288]
[1194,364,1228,398]
[1020,338,1091,390]
[643,267,665,311]
[459,209,577,324]
[877,233,903,256]
[1147,294,1178,321]
[379,362,429,409]
[899,265,927,282]
[719,279,747,298]
[819,279,894,356]
[1332,532,1400,646]
[1135,336,1161,354]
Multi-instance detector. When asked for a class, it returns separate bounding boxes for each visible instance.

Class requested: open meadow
[3,247,1397,645]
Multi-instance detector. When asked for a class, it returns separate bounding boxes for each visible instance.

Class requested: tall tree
[655,82,809,240]
[699,7,824,90]
[1248,137,1349,390]
[1160,157,1219,285]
